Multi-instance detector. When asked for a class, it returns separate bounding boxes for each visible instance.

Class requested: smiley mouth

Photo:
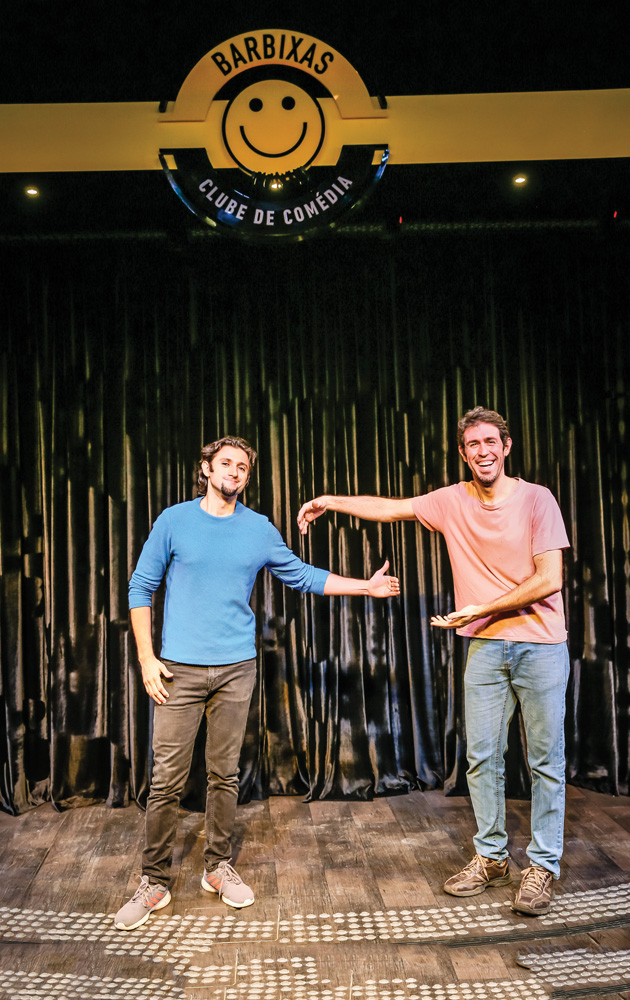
[239,122,308,158]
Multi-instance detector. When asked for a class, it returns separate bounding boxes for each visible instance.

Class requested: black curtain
[0,227,628,815]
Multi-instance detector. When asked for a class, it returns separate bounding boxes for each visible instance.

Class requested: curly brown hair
[457,407,510,449]
[197,436,257,496]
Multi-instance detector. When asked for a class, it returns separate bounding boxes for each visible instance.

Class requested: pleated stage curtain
[0,228,628,814]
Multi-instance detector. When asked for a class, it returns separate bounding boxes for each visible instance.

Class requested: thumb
[160,662,174,678]
[379,558,390,574]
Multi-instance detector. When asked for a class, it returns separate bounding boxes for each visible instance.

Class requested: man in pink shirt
[297,407,570,916]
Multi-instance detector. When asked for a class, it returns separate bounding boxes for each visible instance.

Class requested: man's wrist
[466,604,490,622]
[324,495,345,514]
[138,650,158,666]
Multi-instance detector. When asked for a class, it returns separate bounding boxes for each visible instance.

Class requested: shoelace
[132,876,162,904]
[459,854,488,876]
[520,866,550,891]
[215,861,242,886]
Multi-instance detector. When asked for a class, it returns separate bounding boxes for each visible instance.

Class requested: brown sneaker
[511,865,554,915]
[443,854,512,896]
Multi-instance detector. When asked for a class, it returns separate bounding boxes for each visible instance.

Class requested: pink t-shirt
[411,479,569,643]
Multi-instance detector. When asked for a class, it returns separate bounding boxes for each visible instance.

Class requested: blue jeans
[142,658,257,887]
[464,639,570,878]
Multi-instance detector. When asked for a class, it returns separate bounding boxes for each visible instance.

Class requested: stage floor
[1,785,629,999]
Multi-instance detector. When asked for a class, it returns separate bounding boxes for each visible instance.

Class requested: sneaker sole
[201,875,255,909]
[510,900,551,916]
[114,889,172,931]
[444,874,512,897]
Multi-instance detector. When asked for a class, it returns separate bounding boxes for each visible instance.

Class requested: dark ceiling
[2,0,628,236]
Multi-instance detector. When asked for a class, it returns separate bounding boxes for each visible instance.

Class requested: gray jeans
[142,658,257,887]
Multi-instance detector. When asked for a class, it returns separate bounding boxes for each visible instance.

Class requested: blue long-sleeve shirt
[128,498,330,665]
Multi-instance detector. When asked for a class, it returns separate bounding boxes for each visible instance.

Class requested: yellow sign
[156,30,390,237]
[1,28,629,237]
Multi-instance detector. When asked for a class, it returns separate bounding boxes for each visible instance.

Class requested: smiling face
[202,445,251,501]
[222,79,325,174]
[459,422,512,489]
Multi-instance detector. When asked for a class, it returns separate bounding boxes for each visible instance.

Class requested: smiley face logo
[221,79,325,175]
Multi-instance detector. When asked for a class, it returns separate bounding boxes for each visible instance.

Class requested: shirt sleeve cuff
[309,567,330,595]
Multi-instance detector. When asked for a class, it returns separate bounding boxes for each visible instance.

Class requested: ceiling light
[25,186,39,197]
[513,175,527,185]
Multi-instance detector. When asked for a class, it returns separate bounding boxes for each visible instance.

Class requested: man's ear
[458,445,468,466]
[503,437,513,457]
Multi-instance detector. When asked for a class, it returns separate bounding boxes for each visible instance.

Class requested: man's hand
[297,496,329,534]
[367,559,400,598]
[431,606,484,629]
[140,655,174,704]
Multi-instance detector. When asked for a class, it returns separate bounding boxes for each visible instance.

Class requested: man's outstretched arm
[323,559,400,598]
[264,524,400,598]
[297,495,417,534]
[431,550,564,629]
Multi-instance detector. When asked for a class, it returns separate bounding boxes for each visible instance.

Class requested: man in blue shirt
[115,436,399,930]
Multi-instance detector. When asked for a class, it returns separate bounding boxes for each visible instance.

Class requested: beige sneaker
[511,865,554,915]
[201,860,254,909]
[444,854,512,896]
[114,876,171,930]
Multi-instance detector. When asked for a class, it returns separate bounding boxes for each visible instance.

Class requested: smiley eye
[282,96,296,110]
[249,98,263,112]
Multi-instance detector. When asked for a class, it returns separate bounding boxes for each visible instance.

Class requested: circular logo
[221,79,325,175]
[161,30,389,239]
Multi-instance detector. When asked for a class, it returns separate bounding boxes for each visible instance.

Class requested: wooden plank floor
[1,786,630,999]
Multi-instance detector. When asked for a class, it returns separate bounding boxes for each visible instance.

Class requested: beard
[475,468,499,485]
[220,481,240,499]
[472,458,504,489]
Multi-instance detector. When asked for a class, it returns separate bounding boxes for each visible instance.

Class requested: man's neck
[472,473,517,505]
[200,490,239,517]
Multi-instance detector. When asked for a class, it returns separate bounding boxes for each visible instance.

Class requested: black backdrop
[1,225,629,815]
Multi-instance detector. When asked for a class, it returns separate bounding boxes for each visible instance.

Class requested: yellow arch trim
[168,29,385,121]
